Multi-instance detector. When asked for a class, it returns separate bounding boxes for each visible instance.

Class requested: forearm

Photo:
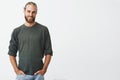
[9,56,19,72]
[43,54,52,70]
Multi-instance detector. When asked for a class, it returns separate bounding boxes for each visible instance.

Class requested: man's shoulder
[13,24,24,33]
[37,23,48,30]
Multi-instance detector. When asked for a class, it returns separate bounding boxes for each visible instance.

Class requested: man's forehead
[25,4,37,10]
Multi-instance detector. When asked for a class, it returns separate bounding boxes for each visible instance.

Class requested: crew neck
[23,22,38,29]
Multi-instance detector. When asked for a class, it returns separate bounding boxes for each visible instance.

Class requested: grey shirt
[8,22,53,75]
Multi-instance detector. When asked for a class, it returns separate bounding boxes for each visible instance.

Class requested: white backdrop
[0,0,120,80]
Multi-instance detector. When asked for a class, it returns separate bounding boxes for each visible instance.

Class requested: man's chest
[18,29,44,43]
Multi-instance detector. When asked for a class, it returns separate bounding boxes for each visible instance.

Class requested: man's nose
[29,12,33,16]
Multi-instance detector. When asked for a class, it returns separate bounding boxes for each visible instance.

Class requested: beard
[25,16,35,23]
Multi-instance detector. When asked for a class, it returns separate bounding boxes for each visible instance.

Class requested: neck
[25,22,36,27]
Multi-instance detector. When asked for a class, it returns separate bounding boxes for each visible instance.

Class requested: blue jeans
[16,74,44,80]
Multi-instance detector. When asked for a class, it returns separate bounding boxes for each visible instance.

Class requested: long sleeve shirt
[8,22,53,75]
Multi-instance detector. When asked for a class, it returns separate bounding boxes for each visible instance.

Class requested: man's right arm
[9,56,18,72]
[8,28,25,75]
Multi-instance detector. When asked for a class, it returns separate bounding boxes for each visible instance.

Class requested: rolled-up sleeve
[8,29,18,57]
[44,27,53,56]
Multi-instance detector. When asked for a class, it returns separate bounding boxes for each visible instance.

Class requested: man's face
[24,4,37,23]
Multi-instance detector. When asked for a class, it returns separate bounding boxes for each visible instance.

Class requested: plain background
[0,0,120,80]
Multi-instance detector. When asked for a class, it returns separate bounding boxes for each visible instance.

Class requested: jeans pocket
[36,74,44,80]
[16,74,25,80]
[39,74,44,77]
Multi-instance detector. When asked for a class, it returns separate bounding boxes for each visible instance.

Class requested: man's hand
[34,69,46,76]
[15,69,26,76]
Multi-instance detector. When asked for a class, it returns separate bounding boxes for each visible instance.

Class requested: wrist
[14,68,19,72]
[42,67,47,71]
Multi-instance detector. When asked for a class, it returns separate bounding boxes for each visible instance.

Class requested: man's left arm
[34,27,53,75]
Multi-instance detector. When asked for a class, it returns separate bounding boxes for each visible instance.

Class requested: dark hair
[24,2,37,10]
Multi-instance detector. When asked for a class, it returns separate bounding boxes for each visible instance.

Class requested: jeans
[16,74,44,80]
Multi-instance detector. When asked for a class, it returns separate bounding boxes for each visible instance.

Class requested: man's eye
[27,11,30,13]
[32,11,36,13]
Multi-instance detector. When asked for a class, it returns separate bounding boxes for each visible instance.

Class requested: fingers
[34,69,46,76]
[34,70,40,75]
[19,70,26,76]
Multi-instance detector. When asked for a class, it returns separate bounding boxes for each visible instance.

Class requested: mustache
[28,16,33,18]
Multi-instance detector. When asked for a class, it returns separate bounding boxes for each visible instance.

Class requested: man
[8,2,53,80]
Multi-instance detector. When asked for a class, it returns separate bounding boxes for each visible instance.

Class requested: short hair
[24,2,37,10]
